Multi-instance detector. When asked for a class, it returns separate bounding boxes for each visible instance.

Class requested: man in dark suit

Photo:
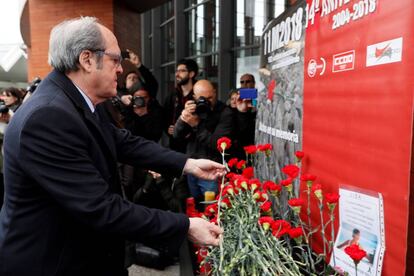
[0,17,223,276]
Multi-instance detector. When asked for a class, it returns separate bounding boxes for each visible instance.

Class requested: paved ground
[128,264,179,276]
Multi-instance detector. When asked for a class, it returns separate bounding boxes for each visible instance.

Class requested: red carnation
[325,192,340,204]
[288,227,304,244]
[300,173,317,182]
[225,172,236,181]
[282,164,300,178]
[220,197,232,208]
[253,190,268,202]
[288,198,305,207]
[217,137,231,153]
[236,160,246,170]
[271,219,291,238]
[295,151,304,160]
[242,167,254,179]
[312,183,323,201]
[244,145,257,154]
[248,178,261,191]
[344,244,367,265]
[258,216,273,231]
[263,180,281,196]
[204,203,218,217]
[280,178,293,193]
[222,184,237,197]
[288,198,304,214]
[326,192,340,211]
[227,158,238,168]
[260,201,272,213]
[288,227,304,239]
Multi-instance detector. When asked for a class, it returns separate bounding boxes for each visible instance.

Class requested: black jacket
[0,70,189,276]
[173,100,234,162]
[124,100,164,142]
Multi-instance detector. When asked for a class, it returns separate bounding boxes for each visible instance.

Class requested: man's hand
[188,217,223,246]
[236,94,252,113]
[180,109,200,127]
[183,158,226,181]
[121,95,132,106]
[0,112,10,123]
[125,49,142,67]
[168,125,175,135]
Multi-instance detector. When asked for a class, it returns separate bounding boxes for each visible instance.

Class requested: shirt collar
[73,84,95,113]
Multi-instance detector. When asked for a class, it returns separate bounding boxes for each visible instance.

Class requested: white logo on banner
[366,37,403,67]
[332,50,355,73]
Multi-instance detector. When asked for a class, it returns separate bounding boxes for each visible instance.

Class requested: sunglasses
[240,80,253,84]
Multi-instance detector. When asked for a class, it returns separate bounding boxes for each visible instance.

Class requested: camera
[26,77,41,94]
[0,104,9,114]
[194,96,211,119]
[132,96,146,108]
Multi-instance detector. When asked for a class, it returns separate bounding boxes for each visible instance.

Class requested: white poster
[330,187,385,276]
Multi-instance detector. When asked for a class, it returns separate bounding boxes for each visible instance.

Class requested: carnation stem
[319,202,327,261]
[306,185,312,247]
[217,151,226,273]
[330,211,336,267]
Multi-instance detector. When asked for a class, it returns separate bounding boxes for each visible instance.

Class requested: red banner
[303,1,414,275]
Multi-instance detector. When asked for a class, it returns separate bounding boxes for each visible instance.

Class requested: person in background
[0,87,24,209]
[239,73,256,89]
[0,17,224,276]
[227,89,238,109]
[164,59,199,153]
[174,79,234,206]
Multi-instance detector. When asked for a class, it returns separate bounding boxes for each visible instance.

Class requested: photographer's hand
[125,49,142,68]
[0,112,11,123]
[181,109,199,127]
[121,95,132,106]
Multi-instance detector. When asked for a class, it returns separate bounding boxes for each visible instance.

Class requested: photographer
[122,81,164,142]
[174,80,234,202]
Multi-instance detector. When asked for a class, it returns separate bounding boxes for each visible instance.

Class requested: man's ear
[189,71,195,79]
[78,50,94,72]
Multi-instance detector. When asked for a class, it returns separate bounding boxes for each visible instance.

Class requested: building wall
[26,0,140,80]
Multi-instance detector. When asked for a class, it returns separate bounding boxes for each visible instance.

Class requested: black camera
[110,96,124,111]
[0,104,9,114]
[194,96,210,118]
[26,77,41,94]
[132,96,146,108]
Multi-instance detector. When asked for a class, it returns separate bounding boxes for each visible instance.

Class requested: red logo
[374,44,392,60]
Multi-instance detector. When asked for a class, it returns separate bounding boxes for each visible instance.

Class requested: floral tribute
[197,138,344,275]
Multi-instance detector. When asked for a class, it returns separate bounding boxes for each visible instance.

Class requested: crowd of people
[0,16,257,275]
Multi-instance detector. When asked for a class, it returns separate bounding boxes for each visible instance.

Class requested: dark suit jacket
[0,70,189,276]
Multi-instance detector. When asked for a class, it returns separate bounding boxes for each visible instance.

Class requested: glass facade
[141,0,288,101]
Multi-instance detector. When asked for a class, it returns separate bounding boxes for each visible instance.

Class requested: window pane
[161,1,174,22]
[162,64,176,97]
[194,54,218,86]
[235,0,286,48]
[161,22,175,63]
[186,1,219,56]
[235,48,261,88]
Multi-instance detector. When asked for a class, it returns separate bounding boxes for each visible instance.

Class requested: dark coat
[0,70,189,276]
[173,101,234,162]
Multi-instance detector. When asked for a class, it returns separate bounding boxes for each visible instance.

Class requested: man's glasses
[176,69,188,73]
[92,49,123,67]
[240,80,253,84]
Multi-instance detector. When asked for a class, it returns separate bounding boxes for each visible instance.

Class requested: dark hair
[2,87,24,105]
[128,80,149,97]
[241,73,256,83]
[177,59,199,80]
[352,229,360,235]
